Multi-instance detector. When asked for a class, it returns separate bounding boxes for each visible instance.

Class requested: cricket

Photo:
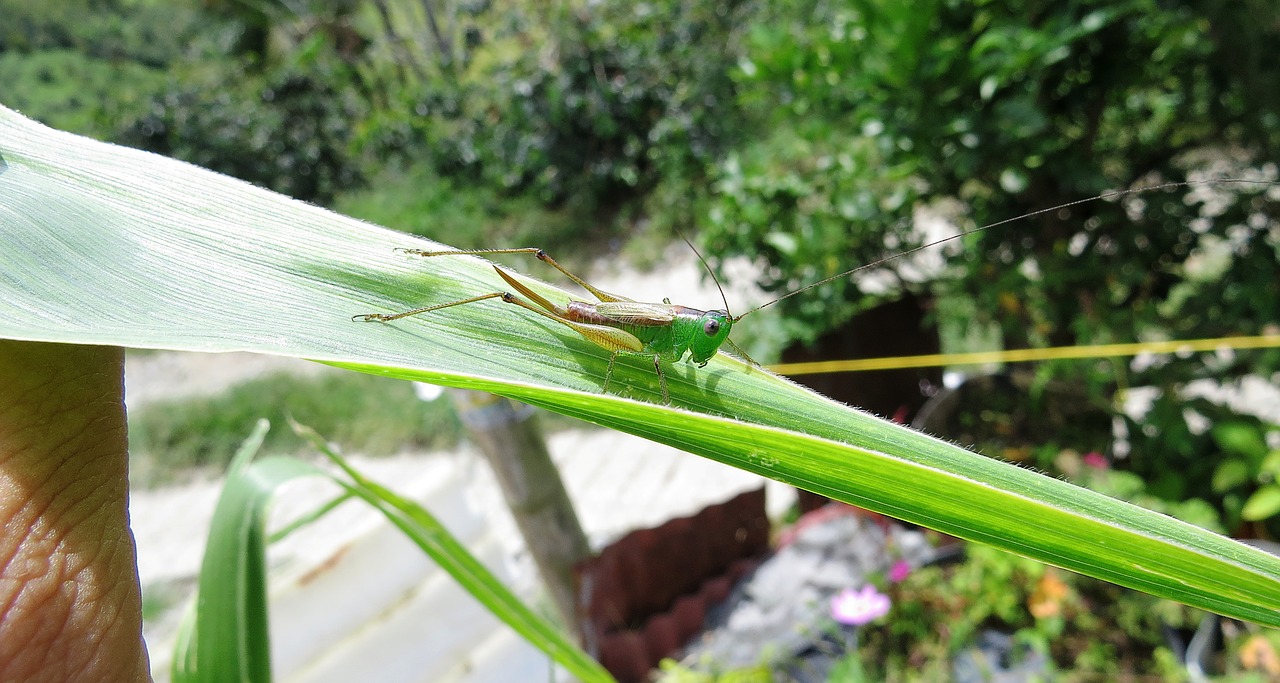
[353,178,1273,403]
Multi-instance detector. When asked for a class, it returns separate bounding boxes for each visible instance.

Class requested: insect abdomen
[566,300,678,354]
[565,300,615,326]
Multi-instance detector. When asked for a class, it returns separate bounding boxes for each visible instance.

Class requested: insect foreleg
[723,338,759,367]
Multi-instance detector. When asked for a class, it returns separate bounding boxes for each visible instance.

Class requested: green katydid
[353,178,1274,403]
[353,246,743,403]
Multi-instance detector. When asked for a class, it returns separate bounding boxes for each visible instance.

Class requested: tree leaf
[1243,486,1280,523]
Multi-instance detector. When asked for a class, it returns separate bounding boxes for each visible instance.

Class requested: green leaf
[3,106,1280,627]
[1212,459,1252,493]
[1242,486,1280,522]
[176,419,611,682]
[176,419,283,683]
[1213,421,1269,460]
[290,420,612,682]
[1260,449,1280,479]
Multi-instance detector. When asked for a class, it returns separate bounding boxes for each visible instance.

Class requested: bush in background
[698,0,1280,527]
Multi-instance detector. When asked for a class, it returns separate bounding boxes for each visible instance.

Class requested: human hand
[0,341,149,682]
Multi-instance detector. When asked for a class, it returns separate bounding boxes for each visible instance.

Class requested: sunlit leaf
[2,106,1279,627]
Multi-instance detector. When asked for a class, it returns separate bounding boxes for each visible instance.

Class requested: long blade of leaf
[291,419,612,682]
[180,420,611,682]
[2,106,1278,625]
[178,419,283,683]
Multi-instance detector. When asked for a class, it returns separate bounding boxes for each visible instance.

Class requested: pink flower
[830,585,891,626]
[1082,451,1108,469]
[888,560,912,583]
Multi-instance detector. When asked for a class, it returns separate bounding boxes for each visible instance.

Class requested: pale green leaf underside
[2,106,1278,625]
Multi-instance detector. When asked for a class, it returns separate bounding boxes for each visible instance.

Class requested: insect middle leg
[603,352,670,404]
[652,355,668,404]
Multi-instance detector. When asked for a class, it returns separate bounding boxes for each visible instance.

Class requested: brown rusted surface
[575,488,770,682]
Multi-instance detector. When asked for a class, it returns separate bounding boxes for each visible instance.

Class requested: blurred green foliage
[0,0,194,65]
[332,162,601,267]
[1,0,369,203]
[0,48,166,135]
[6,0,1278,530]
[704,0,1279,338]
[116,48,368,203]
[696,0,1280,527]
[0,0,189,137]
[357,0,745,225]
[1210,418,1280,528]
[128,371,462,486]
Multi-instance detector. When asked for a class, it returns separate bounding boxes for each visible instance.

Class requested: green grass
[128,370,462,486]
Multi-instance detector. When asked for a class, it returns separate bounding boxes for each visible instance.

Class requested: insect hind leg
[352,292,508,322]
[400,247,630,303]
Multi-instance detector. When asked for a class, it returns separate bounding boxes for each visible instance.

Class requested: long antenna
[680,233,734,318]
[734,177,1275,320]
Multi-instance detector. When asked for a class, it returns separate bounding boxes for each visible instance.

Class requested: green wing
[593,301,678,326]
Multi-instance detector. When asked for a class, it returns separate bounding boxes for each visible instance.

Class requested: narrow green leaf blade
[179,419,283,683]
[3,106,1279,626]
[292,421,613,682]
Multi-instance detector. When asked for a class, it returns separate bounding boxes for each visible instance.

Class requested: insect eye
[704,319,720,336]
